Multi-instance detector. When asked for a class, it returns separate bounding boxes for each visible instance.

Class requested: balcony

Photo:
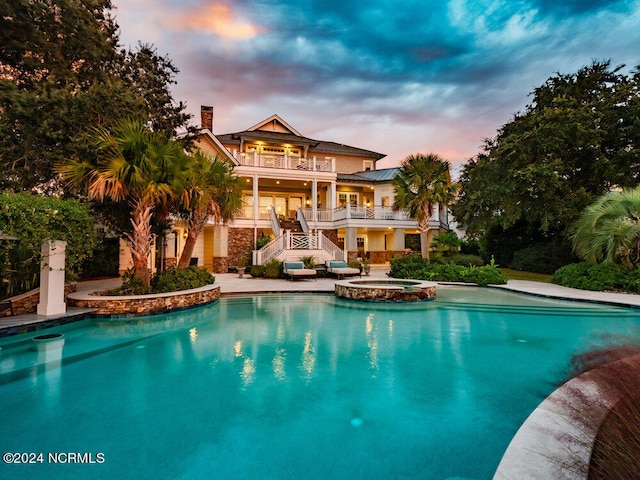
[302,206,412,223]
[234,152,334,172]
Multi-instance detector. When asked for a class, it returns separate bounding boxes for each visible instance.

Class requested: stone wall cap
[67,283,219,302]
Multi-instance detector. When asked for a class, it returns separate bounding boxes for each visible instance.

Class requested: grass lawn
[500,268,553,283]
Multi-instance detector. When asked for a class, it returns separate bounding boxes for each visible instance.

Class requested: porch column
[212,225,229,273]
[37,240,66,316]
[392,228,405,251]
[345,227,357,262]
[311,179,318,223]
[328,182,337,210]
[252,175,259,221]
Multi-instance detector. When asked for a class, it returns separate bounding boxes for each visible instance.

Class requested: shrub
[348,261,362,273]
[109,269,150,295]
[389,255,428,278]
[509,243,576,274]
[389,255,506,285]
[255,234,272,250]
[264,259,283,278]
[461,266,506,286]
[150,266,215,293]
[553,262,626,291]
[623,269,640,294]
[300,255,316,268]
[449,254,485,266]
[250,265,266,278]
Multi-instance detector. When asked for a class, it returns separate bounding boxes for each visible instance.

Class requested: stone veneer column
[345,227,357,262]
[37,240,67,316]
[211,225,229,273]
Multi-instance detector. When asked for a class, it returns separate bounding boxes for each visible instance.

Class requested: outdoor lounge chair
[326,261,360,279]
[283,261,317,281]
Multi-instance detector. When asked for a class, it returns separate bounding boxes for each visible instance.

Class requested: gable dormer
[247,114,303,136]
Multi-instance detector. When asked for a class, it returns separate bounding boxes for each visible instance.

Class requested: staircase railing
[254,231,345,265]
[270,206,281,237]
[297,207,310,233]
[320,234,345,261]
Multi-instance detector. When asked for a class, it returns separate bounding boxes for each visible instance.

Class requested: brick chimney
[200,105,213,131]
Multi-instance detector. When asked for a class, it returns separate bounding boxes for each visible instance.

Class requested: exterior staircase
[254,205,344,266]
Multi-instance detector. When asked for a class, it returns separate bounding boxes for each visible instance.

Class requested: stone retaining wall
[67,284,220,316]
[1,284,77,317]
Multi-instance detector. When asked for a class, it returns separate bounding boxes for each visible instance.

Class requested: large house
[122,107,453,273]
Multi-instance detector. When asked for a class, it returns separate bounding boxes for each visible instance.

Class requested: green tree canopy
[58,120,187,286]
[0,1,193,193]
[0,191,97,298]
[453,61,640,248]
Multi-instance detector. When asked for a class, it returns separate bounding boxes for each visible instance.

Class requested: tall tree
[0,1,193,192]
[570,186,640,271]
[453,61,640,252]
[177,151,243,269]
[392,153,458,259]
[58,120,186,287]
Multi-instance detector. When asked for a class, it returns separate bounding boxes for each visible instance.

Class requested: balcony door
[338,193,358,207]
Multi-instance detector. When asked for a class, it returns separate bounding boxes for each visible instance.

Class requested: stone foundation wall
[67,284,220,315]
[228,227,254,270]
[1,284,77,317]
[369,251,410,264]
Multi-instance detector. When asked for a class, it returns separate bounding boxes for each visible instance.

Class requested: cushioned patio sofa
[325,261,360,279]
[283,261,317,281]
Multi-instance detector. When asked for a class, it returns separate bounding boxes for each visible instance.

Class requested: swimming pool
[1,286,639,479]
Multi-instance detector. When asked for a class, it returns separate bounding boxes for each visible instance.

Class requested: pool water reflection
[1,286,639,479]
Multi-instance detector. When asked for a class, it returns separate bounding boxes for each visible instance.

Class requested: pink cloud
[172,3,265,39]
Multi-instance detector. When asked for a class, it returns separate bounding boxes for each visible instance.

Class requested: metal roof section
[337,167,400,183]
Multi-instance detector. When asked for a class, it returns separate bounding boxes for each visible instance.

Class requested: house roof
[216,115,386,161]
[337,167,399,183]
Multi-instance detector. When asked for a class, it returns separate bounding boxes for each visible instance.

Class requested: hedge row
[389,255,506,287]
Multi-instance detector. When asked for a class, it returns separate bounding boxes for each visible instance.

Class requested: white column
[311,179,318,223]
[328,182,337,210]
[345,227,357,251]
[392,228,405,251]
[253,175,259,220]
[37,240,67,316]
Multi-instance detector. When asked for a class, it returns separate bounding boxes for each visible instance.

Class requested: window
[363,160,373,171]
[338,193,359,207]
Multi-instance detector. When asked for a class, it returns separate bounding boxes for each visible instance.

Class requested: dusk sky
[114,0,640,172]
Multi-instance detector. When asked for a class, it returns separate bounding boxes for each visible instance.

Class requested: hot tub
[334,278,437,302]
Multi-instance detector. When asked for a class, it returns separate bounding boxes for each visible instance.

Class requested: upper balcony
[234,152,335,172]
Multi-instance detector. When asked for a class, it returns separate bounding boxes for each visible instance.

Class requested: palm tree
[570,186,640,271]
[58,119,186,287]
[392,153,458,259]
[177,150,243,269]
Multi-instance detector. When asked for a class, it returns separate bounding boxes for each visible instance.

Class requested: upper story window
[363,160,373,171]
[246,144,301,156]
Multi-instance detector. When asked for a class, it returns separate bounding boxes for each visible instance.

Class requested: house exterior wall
[116,113,457,274]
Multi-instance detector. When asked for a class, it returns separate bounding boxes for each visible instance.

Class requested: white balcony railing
[301,206,411,223]
[237,205,413,223]
[235,152,334,172]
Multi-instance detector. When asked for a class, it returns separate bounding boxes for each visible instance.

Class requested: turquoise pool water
[1,286,640,480]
